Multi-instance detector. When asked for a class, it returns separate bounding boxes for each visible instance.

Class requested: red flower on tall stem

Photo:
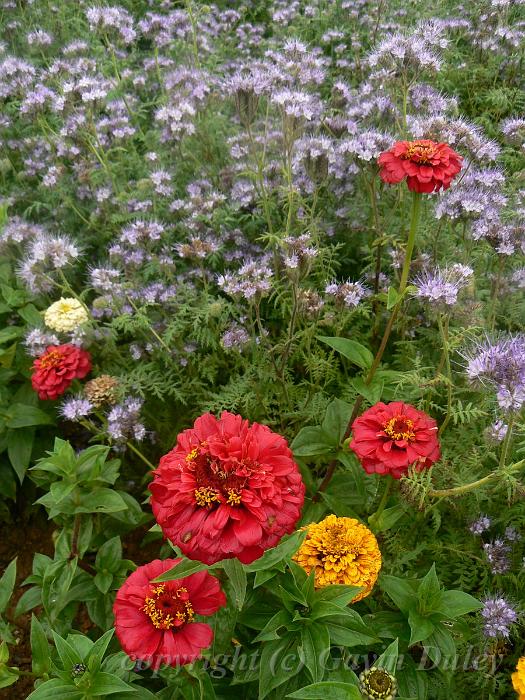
[378,139,462,193]
[31,344,91,400]
[113,558,226,669]
[350,401,440,479]
[149,411,305,565]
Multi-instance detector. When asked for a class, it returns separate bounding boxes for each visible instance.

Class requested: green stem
[126,440,156,471]
[369,475,393,530]
[316,190,422,498]
[437,314,452,436]
[429,459,524,498]
[498,415,515,470]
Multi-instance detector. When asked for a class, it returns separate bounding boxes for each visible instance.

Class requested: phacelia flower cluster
[464,335,525,411]
[150,411,305,565]
[481,595,518,638]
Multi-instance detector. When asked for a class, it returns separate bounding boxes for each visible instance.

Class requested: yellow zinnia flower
[512,657,525,699]
[292,513,381,601]
[44,297,88,333]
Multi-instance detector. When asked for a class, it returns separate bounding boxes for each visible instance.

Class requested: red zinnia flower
[349,401,440,479]
[378,139,462,193]
[113,558,226,669]
[149,411,305,565]
[31,344,92,400]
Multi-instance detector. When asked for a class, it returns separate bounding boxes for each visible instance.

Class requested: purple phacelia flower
[481,595,518,637]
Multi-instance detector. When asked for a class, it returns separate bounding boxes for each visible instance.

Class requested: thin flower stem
[498,415,515,470]
[488,255,504,331]
[437,313,452,436]
[125,295,172,354]
[126,440,157,471]
[316,190,423,498]
[428,458,524,498]
[369,474,393,531]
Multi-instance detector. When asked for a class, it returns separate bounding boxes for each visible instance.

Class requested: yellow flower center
[194,486,220,507]
[404,140,437,164]
[186,445,247,508]
[39,350,62,370]
[142,584,194,630]
[383,415,415,441]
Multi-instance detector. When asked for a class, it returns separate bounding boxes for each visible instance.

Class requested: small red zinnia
[149,411,305,565]
[31,344,92,400]
[349,401,440,479]
[378,139,462,193]
[113,558,226,669]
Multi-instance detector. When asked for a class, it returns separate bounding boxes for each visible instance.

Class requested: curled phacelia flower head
[378,139,463,193]
[44,297,89,333]
[292,514,381,600]
[359,667,398,700]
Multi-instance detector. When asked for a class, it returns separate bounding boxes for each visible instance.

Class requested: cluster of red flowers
[113,412,305,668]
[31,344,91,400]
[111,138,457,672]
[378,139,462,193]
[150,411,305,565]
[350,401,440,479]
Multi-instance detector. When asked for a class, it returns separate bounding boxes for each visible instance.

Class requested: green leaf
[52,630,82,670]
[386,286,402,310]
[408,609,435,646]
[368,503,406,533]
[222,558,247,610]
[95,537,122,572]
[26,679,83,700]
[254,610,294,642]
[375,638,399,674]
[317,336,374,370]
[0,327,23,344]
[321,399,352,444]
[75,488,127,514]
[89,671,134,695]
[0,558,16,614]
[244,530,306,572]
[423,626,456,669]
[286,682,362,699]
[325,612,380,647]
[380,575,418,615]
[0,640,8,663]
[435,590,482,618]
[417,564,442,613]
[87,629,115,668]
[299,623,330,683]
[351,375,384,405]
[313,585,363,609]
[0,664,19,689]
[30,615,51,676]
[259,634,302,699]
[153,558,208,583]
[6,404,54,428]
[291,426,336,457]
[7,427,34,482]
